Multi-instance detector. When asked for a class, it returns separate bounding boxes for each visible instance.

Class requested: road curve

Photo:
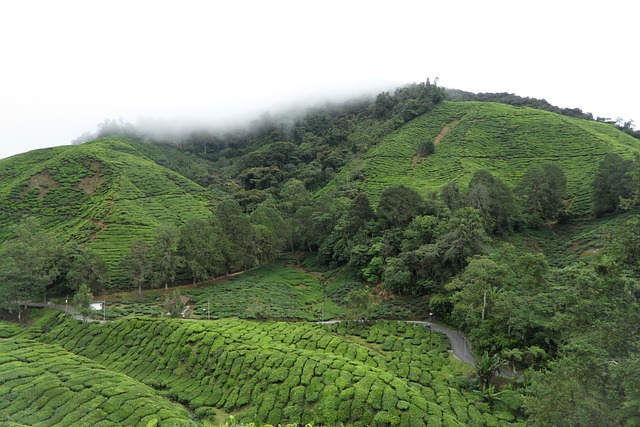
[407,321,475,365]
[317,319,475,367]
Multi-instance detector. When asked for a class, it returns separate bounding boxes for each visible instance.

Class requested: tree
[121,239,153,294]
[178,217,226,283]
[278,178,312,251]
[215,200,254,272]
[417,140,435,156]
[592,153,633,216]
[245,298,272,321]
[250,204,288,251]
[440,181,463,212]
[437,207,488,277]
[474,351,507,391]
[377,185,425,229]
[164,290,186,318]
[518,163,567,222]
[383,257,414,294]
[344,286,375,321]
[344,192,376,238]
[446,256,511,326]
[465,170,517,235]
[72,283,93,322]
[0,218,61,321]
[65,243,110,292]
[152,224,181,289]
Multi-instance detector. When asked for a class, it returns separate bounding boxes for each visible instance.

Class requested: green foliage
[591,153,633,216]
[72,283,93,321]
[344,286,376,321]
[121,239,153,294]
[377,185,425,229]
[518,163,567,222]
[64,243,110,293]
[164,290,186,318]
[466,170,517,235]
[417,139,435,157]
[0,338,196,426]
[0,217,62,318]
[34,317,517,426]
[0,138,214,288]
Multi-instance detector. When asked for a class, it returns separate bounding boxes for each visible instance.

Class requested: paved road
[407,321,475,365]
[318,319,475,366]
[25,302,105,323]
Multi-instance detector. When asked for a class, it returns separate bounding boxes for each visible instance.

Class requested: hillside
[25,314,521,426]
[0,138,214,285]
[334,101,640,214]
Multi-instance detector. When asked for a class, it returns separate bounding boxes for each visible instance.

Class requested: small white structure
[90,302,103,311]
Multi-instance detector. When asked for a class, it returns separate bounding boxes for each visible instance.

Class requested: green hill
[335,101,640,215]
[0,138,214,285]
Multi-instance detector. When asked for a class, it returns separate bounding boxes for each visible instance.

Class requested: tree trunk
[482,289,487,321]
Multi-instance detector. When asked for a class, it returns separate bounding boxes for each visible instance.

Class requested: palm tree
[474,351,507,391]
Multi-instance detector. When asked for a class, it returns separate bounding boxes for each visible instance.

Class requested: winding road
[319,319,475,366]
[30,302,515,377]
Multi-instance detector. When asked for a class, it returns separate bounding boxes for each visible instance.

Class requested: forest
[1,81,640,426]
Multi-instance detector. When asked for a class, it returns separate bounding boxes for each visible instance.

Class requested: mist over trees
[5,79,640,424]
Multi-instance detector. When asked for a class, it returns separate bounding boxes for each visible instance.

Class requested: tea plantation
[92,260,431,322]
[337,101,640,214]
[0,138,214,285]
[0,337,197,426]
[27,315,524,426]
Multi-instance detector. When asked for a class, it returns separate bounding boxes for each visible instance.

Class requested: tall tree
[152,223,181,289]
[465,170,517,235]
[215,200,254,272]
[121,239,153,294]
[0,218,61,321]
[437,207,488,277]
[518,163,567,221]
[377,185,425,229]
[178,217,226,283]
[592,153,633,217]
[65,243,110,293]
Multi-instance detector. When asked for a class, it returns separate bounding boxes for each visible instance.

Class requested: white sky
[1,0,638,160]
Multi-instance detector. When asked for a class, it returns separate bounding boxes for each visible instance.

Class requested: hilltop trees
[377,185,425,228]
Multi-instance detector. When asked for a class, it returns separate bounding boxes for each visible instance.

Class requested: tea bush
[38,316,523,426]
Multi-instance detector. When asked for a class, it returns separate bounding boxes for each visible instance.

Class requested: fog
[1,1,638,160]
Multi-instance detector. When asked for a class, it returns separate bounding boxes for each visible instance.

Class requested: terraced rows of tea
[39,316,523,426]
[352,101,640,214]
[0,338,196,426]
[0,137,214,285]
[100,261,429,322]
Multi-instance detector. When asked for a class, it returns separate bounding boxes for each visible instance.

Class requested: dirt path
[433,118,461,146]
[411,118,461,167]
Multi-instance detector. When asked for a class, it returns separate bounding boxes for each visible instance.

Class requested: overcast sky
[1,0,638,160]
